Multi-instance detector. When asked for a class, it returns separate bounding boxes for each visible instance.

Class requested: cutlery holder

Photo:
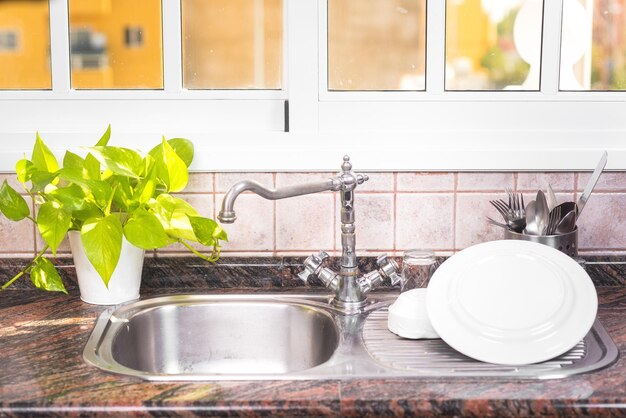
[503,228,578,257]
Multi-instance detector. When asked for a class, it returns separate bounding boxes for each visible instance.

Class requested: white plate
[426,240,597,365]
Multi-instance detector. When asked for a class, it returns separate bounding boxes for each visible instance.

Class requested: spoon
[546,184,557,211]
[524,200,538,235]
[534,191,550,236]
[556,209,577,234]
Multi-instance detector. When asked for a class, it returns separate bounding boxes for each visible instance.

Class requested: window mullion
[286,0,319,132]
[162,0,183,92]
[49,0,71,92]
[540,0,564,95]
[425,0,445,94]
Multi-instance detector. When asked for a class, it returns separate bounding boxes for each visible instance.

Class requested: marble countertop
[1,257,626,417]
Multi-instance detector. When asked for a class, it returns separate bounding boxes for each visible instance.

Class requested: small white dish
[388,288,439,339]
[426,240,597,365]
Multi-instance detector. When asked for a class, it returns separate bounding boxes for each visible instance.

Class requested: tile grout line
[273,173,277,257]
[452,172,458,252]
[393,172,397,251]
[332,193,336,253]
[32,197,38,257]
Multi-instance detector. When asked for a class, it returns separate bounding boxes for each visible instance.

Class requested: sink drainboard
[363,308,619,379]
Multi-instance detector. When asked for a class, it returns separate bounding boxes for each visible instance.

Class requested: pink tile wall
[1,172,625,257]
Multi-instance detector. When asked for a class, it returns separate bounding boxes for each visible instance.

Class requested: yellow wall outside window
[69,0,163,89]
[0,0,51,90]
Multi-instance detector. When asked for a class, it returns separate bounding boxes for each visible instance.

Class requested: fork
[544,206,562,235]
[489,199,526,232]
[506,188,525,220]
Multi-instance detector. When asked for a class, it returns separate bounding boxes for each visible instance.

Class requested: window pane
[328,0,427,91]
[446,0,543,91]
[0,0,51,90]
[560,0,626,90]
[68,0,163,89]
[182,0,283,90]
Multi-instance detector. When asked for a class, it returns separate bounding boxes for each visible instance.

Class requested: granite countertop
[1,257,626,417]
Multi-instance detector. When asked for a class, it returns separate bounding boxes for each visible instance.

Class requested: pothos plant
[0,126,227,294]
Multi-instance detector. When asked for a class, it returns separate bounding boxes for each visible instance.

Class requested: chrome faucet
[218,156,401,312]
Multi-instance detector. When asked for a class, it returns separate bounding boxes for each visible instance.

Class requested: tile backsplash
[1,171,625,258]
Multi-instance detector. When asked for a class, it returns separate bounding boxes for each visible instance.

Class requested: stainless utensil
[524,200,538,235]
[544,206,561,236]
[506,188,525,219]
[553,201,577,220]
[556,209,577,234]
[577,151,608,219]
[489,199,526,232]
[546,184,557,211]
[534,190,550,235]
[486,216,510,230]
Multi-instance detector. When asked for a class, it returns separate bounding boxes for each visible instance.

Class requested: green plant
[0,126,227,293]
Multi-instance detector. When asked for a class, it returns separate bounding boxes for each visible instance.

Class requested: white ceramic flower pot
[68,231,145,305]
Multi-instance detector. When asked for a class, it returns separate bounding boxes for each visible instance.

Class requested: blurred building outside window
[0,30,18,51]
[124,27,144,48]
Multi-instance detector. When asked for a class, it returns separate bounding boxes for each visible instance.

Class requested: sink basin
[85,295,339,379]
[84,293,618,381]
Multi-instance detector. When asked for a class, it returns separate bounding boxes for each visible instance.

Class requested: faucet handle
[356,174,369,185]
[297,251,329,284]
[376,255,402,286]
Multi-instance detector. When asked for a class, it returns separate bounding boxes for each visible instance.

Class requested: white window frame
[0,0,625,172]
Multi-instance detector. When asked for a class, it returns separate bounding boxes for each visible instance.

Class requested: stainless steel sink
[84,293,619,381]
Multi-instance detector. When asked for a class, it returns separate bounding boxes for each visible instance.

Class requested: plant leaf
[149,137,194,168]
[37,201,71,256]
[112,176,134,212]
[57,168,112,208]
[16,158,35,184]
[188,216,225,246]
[83,153,101,180]
[30,257,67,294]
[124,207,170,249]
[29,170,59,193]
[62,151,85,170]
[87,146,143,178]
[47,184,87,212]
[147,194,198,240]
[133,163,157,205]
[96,124,111,147]
[81,214,123,286]
[169,138,194,167]
[213,224,228,242]
[150,137,188,192]
[31,132,59,173]
[0,180,30,221]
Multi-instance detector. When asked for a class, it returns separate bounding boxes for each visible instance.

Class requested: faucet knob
[356,174,369,184]
[297,251,330,284]
[376,255,402,286]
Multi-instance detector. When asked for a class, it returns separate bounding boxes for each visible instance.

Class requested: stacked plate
[424,240,597,365]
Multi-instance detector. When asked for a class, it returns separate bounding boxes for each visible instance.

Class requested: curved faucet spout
[218,179,339,224]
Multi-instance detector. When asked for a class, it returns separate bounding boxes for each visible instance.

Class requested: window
[68,0,163,89]
[327,0,427,91]
[445,0,543,91]
[0,0,51,90]
[560,0,626,91]
[0,0,623,171]
[182,0,283,90]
